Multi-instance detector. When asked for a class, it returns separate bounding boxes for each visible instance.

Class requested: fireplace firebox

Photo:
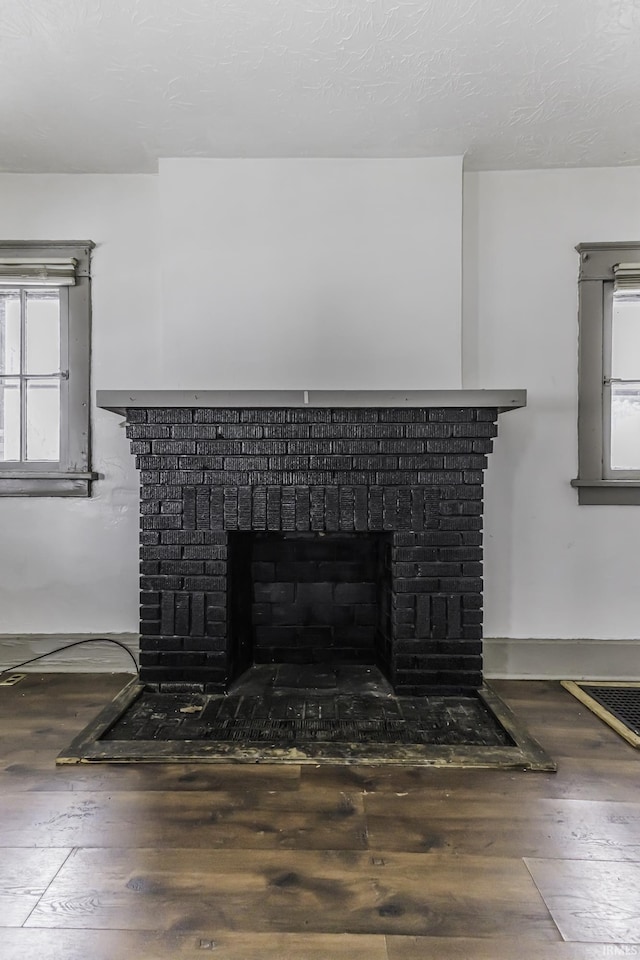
[97,390,526,696]
[228,531,393,683]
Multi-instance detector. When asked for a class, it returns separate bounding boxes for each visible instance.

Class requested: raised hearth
[98,390,526,696]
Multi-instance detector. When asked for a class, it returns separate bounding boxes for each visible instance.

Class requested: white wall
[463,167,640,653]
[0,175,159,635]
[159,158,463,390]
[2,164,640,679]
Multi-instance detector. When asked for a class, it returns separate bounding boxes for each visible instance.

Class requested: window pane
[25,291,60,374]
[611,384,640,470]
[0,291,21,375]
[611,298,640,381]
[26,379,59,461]
[0,378,21,461]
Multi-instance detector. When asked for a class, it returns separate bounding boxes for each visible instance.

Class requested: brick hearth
[124,404,503,695]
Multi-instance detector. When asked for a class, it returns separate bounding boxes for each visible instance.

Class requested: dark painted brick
[160,501,182,515]
[375,471,418,485]
[438,547,481,562]
[267,456,310,470]
[310,455,353,470]
[462,594,483,609]
[252,486,267,529]
[267,487,282,530]
[473,439,494,453]
[405,423,452,438]
[160,560,204,575]
[428,408,475,422]
[439,577,483,593]
[126,408,147,422]
[144,576,183,590]
[141,545,182,560]
[378,408,428,422]
[285,408,331,423]
[439,501,483,515]
[295,487,310,531]
[398,455,444,470]
[160,530,227,545]
[241,441,288,455]
[263,425,310,438]
[463,610,483,625]
[394,547,437,562]
[288,440,332,455]
[194,409,240,423]
[452,422,498,438]
[417,471,463,484]
[183,576,226,591]
[425,439,473,453]
[241,409,286,423]
[443,455,488,470]
[439,517,483,531]
[158,470,204,485]
[127,424,171,440]
[395,578,439,593]
[147,408,193,423]
[207,605,227,622]
[170,425,219,439]
[205,471,249,486]
[461,532,483,545]
[141,485,183,500]
[331,409,379,422]
[141,516,182,530]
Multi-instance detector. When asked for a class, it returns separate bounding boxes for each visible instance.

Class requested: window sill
[571,479,640,505]
[0,472,98,497]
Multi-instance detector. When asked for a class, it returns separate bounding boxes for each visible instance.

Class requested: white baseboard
[0,634,139,674]
[484,637,640,681]
[1,634,638,681]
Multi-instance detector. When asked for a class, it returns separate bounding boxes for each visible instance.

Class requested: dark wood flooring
[1,673,639,958]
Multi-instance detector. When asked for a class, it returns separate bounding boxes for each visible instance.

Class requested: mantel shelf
[97,389,527,415]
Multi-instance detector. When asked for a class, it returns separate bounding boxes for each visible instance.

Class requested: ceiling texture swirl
[0,0,639,173]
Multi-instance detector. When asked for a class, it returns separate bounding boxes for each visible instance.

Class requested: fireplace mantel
[97,389,526,416]
[104,390,527,696]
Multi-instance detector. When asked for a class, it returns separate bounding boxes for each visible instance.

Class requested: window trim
[572,241,640,505]
[0,241,96,497]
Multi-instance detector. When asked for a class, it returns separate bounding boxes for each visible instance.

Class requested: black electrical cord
[0,638,139,678]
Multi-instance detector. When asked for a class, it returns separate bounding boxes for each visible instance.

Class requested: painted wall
[0,175,159,635]
[463,167,640,650]
[2,164,640,679]
[159,158,463,390]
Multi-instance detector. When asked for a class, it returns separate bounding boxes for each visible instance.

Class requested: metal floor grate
[579,686,640,737]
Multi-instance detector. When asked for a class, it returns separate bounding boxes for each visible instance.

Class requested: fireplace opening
[228,532,394,685]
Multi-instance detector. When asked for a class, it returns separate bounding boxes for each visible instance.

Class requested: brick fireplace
[99,390,526,696]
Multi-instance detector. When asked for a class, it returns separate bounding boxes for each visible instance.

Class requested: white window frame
[572,242,640,505]
[0,241,96,497]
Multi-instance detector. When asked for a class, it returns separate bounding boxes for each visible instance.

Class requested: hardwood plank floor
[1,674,639,959]
[525,858,640,943]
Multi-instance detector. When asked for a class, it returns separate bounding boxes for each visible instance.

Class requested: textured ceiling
[0,0,639,173]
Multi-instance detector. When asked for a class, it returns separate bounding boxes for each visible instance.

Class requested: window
[0,241,95,496]
[573,242,640,504]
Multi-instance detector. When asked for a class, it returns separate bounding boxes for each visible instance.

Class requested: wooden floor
[1,674,639,959]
